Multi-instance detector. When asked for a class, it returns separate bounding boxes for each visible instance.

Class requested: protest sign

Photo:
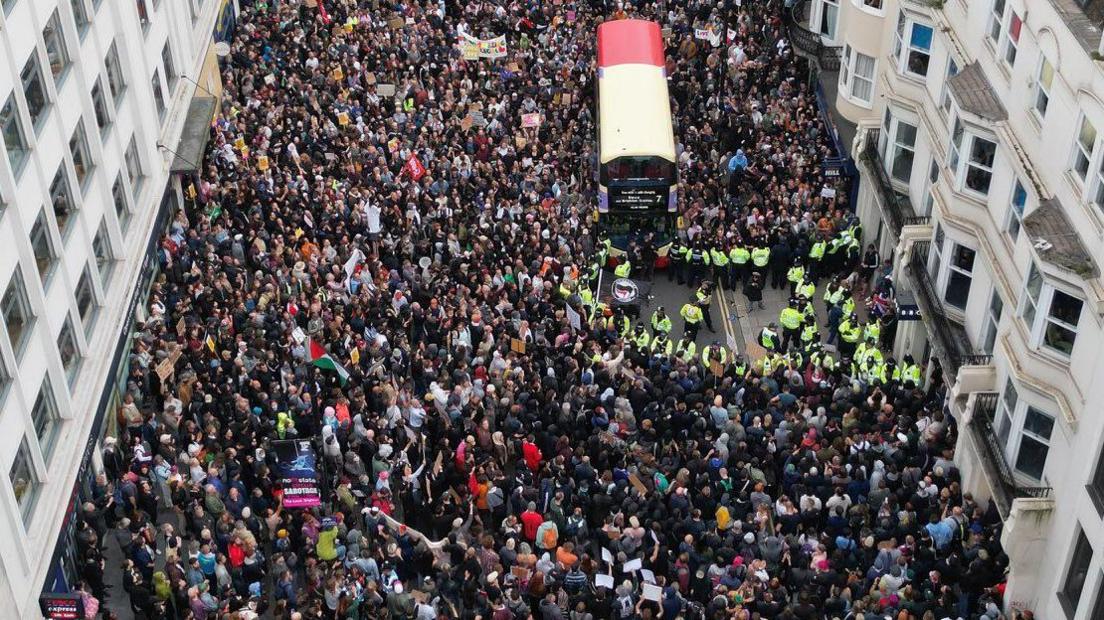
[521,112,542,128]
[458,32,508,59]
[273,440,322,508]
[257,155,269,171]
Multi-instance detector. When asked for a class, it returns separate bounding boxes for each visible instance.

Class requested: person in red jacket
[520,501,543,541]
[522,435,542,471]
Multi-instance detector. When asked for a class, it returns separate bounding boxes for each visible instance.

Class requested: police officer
[668,237,687,284]
[613,257,632,279]
[778,301,804,352]
[808,235,827,283]
[838,313,862,360]
[709,244,729,289]
[687,241,710,288]
[680,300,704,340]
[786,260,805,296]
[801,320,819,348]
[674,335,697,364]
[759,322,781,354]
[729,242,751,289]
[631,322,651,352]
[650,306,672,336]
[702,341,728,369]
[732,353,748,377]
[751,244,770,282]
[695,282,715,333]
[651,331,673,358]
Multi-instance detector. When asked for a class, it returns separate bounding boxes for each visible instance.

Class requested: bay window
[997,377,1056,482]
[948,117,996,196]
[816,0,839,40]
[840,45,875,106]
[879,108,917,184]
[983,289,1003,354]
[1019,261,1084,358]
[944,243,975,311]
[894,14,933,78]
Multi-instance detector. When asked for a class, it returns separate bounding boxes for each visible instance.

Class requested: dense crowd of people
[68,0,1023,618]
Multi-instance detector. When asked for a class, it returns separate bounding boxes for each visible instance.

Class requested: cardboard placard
[338,112,350,126]
[387,16,404,29]
[711,359,724,377]
[595,573,614,589]
[365,72,377,85]
[515,135,527,149]
[510,338,526,354]
[264,74,276,85]
[460,116,474,131]
[560,93,572,106]
[176,317,186,336]
[521,113,542,128]
[257,155,270,171]
[234,136,246,151]
[332,67,344,81]
[377,84,396,97]
[628,473,649,496]
[510,566,530,581]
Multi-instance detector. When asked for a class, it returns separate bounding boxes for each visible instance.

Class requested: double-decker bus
[596,19,678,254]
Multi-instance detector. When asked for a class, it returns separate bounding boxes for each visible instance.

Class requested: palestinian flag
[308,338,350,385]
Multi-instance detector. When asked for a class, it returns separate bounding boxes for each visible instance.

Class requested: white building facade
[0,0,228,616]
[822,0,1104,617]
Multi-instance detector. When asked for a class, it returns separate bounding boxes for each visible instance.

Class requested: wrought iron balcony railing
[862,129,918,238]
[785,0,842,71]
[907,241,972,379]
[968,392,1053,518]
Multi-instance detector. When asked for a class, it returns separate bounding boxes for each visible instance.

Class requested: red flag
[318,0,331,25]
[403,154,426,181]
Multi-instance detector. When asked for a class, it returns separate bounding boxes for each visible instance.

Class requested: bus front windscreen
[604,156,674,182]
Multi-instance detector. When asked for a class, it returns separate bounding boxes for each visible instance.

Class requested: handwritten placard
[510,338,526,354]
[257,155,270,171]
[521,113,542,128]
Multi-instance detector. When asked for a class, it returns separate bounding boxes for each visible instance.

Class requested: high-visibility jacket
[824,287,845,306]
[809,241,826,260]
[796,281,816,300]
[839,320,861,343]
[710,248,729,267]
[614,261,631,278]
[801,324,818,344]
[579,288,594,307]
[751,247,770,267]
[702,345,728,366]
[733,362,747,375]
[688,248,711,266]
[652,336,673,356]
[864,321,880,343]
[779,307,803,331]
[760,327,779,350]
[787,351,804,369]
[597,238,612,266]
[651,312,672,334]
[787,266,805,284]
[669,242,686,263]
[842,297,856,316]
[559,284,572,299]
[633,330,651,350]
[801,302,816,322]
[618,316,632,338]
[680,303,703,324]
[730,247,750,265]
[900,363,922,385]
[695,288,712,306]
[675,340,697,362]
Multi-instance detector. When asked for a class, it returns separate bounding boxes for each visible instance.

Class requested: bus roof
[597,20,675,164]
[597,19,664,68]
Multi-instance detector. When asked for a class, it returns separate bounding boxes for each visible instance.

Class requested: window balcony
[967,392,1053,519]
[906,240,973,379]
[861,129,920,239]
[786,0,842,71]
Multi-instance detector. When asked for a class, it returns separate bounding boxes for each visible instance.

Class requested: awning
[170,95,216,172]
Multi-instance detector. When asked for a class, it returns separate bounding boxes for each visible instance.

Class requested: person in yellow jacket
[651,332,673,358]
[631,323,651,351]
[709,247,729,289]
[695,283,715,333]
[614,259,632,279]
[795,280,815,302]
[759,322,781,353]
[701,342,728,367]
[751,245,770,280]
[778,302,804,351]
[674,336,697,364]
[786,261,805,295]
[680,302,704,340]
[838,314,862,359]
[650,307,672,336]
[808,237,826,282]
[729,244,751,289]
